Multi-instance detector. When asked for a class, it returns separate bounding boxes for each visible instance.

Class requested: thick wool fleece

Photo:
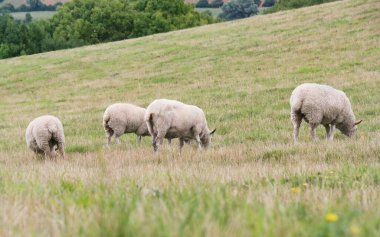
[25,115,65,158]
[145,99,214,151]
[290,83,358,141]
[103,103,150,145]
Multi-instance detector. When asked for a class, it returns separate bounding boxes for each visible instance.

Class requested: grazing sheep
[145,99,216,152]
[25,115,65,158]
[103,103,151,145]
[290,83,362,143]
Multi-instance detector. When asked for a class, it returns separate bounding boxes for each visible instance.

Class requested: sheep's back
[26,115,63,146]
[105,103,146,130]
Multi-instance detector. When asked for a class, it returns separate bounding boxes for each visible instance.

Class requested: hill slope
[0,0,380,236]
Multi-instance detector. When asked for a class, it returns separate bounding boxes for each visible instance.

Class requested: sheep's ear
[354,119,363,126]
[209,129,216,135]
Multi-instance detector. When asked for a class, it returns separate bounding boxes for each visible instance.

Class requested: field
[0,0,380,236]
[196,7,223,17]
[10,11,56,20]
[0,0,67,7]
[196,7,268,17]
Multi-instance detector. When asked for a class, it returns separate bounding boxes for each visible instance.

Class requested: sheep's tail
[290,92,303,113]
[103,111,112,132]
[48,123,58,139]
[48,123,65,157]
[290,91,304,124]
[145,112,154,137]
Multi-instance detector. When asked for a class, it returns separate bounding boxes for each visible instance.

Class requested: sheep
[145,99,216,152]
[290,83,362,143]
[25,115,65,158]
[103,103,151,145]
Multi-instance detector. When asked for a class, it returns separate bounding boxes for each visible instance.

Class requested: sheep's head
[201,129,216,148]
[339,120,362,137]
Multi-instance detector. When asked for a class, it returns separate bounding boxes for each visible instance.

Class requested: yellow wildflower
[291,187,301,193]
[325,213,338,222]
[350,225,360,235]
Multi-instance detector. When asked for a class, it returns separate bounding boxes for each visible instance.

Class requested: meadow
[196,7,223,17]
[10,11,56,20]
[0,0,380,236]
[0,0,67,7]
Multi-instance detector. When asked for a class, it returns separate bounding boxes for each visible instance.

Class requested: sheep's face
[348,126,358,137]
[339,120,362,137]
[201,129,216,148]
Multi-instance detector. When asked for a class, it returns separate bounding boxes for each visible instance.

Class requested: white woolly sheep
[25,115,65,158]
[290,83,362,143]
[103,103,151,145]
[145,99,216,152]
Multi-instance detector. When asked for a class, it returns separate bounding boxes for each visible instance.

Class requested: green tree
[210,0,224,8]
[264,0,337,14]
[51,0,135,44]
[133,0,213,36]
[0,14,23,57]
[196,0,210,8]
[52,0,214,43]
[27,0,42,11]
[219,0,258,20]
[0,3,15,13]
[25,13,33,23]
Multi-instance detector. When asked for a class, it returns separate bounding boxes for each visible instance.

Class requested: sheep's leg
[105,128,113,147]
[137,135,142,145]
[57,142,65,158]
[153,129,167,152]
[106,134,112,146]
[154,136,164,152]
[291,112,302,143]
[41,142,54,158]
[194,134,202,150]
[329,125,335,140]
[179,138,185,152]
[309,123,318,141]
[324,124,331,141]
[150,131,158,151]
[50,146,57,157]
[115,136,121,145]
[168,139,172,145]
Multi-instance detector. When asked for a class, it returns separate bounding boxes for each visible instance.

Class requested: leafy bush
[196,0,210,8]
[0,3,15,13]
[264,0,338,14]
[219,0,258,20]
[210,0,224,8]
[257,0,276,7]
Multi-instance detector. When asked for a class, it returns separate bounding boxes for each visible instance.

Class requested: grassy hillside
[0,0,380,236]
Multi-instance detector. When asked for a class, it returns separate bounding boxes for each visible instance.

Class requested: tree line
[0,0,341,59]
[0,0,62,13]
[264,0,339,14]
[0,0,215,59]
[196,0,276,8]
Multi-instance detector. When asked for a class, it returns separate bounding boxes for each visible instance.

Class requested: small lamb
[145,99,216,152]
[290,83,362,143]
[25,115,65,158]
[103,103,151,145]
